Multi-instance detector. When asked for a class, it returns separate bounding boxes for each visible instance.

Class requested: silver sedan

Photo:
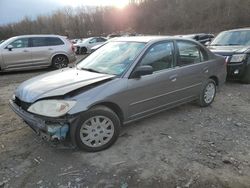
[10,36,226,151]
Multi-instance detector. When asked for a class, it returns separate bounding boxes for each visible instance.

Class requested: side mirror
[6,45,13,51]
[131,65,153,78]
[205,41,211,46]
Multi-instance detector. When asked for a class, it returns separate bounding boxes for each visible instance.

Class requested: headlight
[230,54,246,63]
[28,100,76,117]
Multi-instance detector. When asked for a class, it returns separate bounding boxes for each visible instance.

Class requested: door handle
[169,74,177,82]
[23,50,29,52]
[48,48,53,50]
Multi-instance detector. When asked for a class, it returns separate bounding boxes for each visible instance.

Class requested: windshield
[77,39,87,44]
[211,30,250,46]
[77,41,146,75]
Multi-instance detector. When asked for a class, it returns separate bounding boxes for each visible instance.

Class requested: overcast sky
[0,0,129,25]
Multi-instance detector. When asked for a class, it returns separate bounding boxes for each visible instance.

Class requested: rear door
[171,40,211,99]
[2,38,32,69]
[30,37,64,66]
[126,41,180,120]
[30,37,51,66]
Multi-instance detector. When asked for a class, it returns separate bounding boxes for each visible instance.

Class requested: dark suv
[177,33,215,45]
[208,28,250,83]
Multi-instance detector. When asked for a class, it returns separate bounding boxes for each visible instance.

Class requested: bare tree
[0,0,250,40]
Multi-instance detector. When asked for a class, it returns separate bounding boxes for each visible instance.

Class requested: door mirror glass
[6,45,13,51]
[131,65,153,78]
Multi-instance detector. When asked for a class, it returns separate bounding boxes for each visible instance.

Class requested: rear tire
[71,106,121,152]
[241,66,250,84]
[197,79,216,107]
[52,55,69,69]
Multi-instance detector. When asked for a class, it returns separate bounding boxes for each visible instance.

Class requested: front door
[2,38,32,69]
[126,41,179,120]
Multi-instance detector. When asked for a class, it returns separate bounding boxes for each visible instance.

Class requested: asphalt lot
[0,56,250,187]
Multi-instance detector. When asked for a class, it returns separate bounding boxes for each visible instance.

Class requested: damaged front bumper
[9,99,71,141]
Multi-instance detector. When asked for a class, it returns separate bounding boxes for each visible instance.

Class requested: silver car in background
[9,36,226,152]
[74,37,107,54]
[0,35,76,71]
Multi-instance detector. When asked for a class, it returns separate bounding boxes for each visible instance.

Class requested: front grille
[15,97,31,111]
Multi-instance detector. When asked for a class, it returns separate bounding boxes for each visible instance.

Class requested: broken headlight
[28,100,76,117]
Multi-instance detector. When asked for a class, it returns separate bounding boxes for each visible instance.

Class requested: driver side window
[140,42,174,72]
[9,38,29,49]
[89,38,97,44]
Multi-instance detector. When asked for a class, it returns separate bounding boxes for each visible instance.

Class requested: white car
[74,37,107,54]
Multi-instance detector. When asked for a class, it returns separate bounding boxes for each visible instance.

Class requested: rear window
[31,37,64,47]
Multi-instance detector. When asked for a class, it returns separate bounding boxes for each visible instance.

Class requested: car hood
[15,68,115,103]
[208,45,250,56]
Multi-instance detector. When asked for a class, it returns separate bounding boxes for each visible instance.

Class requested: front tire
[80,47,87,54]
[72,106,121,152]
[197,79,216,107]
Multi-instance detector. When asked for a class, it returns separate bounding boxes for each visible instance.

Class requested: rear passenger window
[140,42,174,72]
[32,37,64,47]
[177,41,208,66]
[32,37,47,47]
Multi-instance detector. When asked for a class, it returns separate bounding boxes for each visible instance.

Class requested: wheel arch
[91,102,124,123]
[209,75,219,86]
[50,53,69,65]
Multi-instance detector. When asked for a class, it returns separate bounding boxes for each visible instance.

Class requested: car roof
[10,34,66,39]
[109,36,191,43]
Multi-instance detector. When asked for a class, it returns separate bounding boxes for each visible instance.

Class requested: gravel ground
[0,59,250,188]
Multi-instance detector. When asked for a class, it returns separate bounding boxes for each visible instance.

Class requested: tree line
[0,0,250,40]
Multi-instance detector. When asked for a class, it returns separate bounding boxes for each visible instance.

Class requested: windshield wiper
[80,68,102,73]
[79,67,117,76]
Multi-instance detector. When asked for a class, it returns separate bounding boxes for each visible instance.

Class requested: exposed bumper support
[9,99,70,141]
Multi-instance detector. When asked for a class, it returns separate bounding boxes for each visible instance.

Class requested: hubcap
[204,83,215,104]
[80,116,114,147]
